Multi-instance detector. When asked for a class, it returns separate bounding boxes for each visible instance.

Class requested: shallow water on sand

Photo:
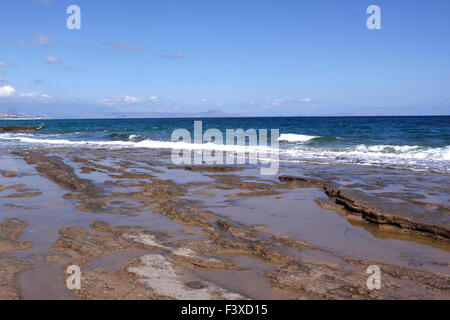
[0,147,449,299]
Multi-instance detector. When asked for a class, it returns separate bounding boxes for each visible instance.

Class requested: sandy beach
[0,147,448,300]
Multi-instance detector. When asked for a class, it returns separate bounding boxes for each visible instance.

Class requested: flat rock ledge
[279,175,450,241]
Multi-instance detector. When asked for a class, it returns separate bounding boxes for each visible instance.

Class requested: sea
[1,116,449,173]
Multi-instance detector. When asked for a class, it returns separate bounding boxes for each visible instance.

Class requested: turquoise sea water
[1,116,449,173]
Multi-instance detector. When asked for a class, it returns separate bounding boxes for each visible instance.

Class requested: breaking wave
[277,133,319,142]
[0,132,448,172]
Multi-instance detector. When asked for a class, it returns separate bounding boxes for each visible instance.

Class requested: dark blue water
[1,116,449,172]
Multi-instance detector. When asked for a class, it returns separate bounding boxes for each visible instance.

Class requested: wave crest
[277,133,319,142]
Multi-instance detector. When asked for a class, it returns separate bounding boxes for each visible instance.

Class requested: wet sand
[0,147,449,300]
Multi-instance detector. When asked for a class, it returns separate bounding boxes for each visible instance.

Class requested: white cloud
[0,85,51,100]
[0,85,15,97]
[108,42,141,52]
[201,98,209,104]
[124,96,140,104]
[271,98,286,106]
[43,56,74,70]
[19,41,34,48]
[35,34,54,46]
[0,78,6,83]
[0,62,6,67]
[44,56,63,64]
[160,51,185,59]
[19,92,51,100]
[34,0,54,4]
[258,98,312,109]
[101,98,116,106]
[149,96,158,103]
[71,42,84,49]
[102,96,141,106]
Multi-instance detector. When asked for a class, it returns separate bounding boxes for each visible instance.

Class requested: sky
[0,0,449,118]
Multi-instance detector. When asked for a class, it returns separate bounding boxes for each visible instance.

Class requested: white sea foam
[1,133,448,172]
[0,134,273,153]
[284,144,450,172]
[128,134,146,141]
[350,144,450,160]
[277,133,319,142]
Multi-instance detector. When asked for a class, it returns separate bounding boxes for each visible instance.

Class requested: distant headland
[0,112,52,120]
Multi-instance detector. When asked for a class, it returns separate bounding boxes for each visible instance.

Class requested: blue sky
[0,0,449,117]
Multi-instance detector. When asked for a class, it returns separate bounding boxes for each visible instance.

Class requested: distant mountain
[78,109,239,119]
[0,111,52,120]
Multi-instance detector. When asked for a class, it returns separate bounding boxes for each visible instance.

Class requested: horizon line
[2,114,449,121]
